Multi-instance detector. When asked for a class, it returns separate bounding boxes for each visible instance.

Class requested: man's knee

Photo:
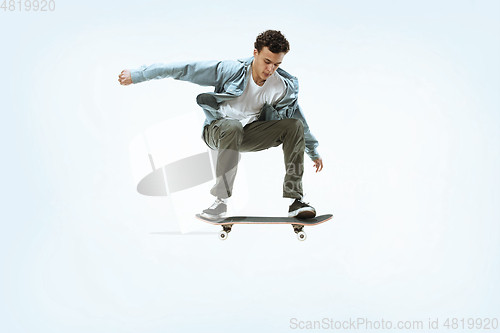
[283,118,304,131]
[281,118,304,137]
[220,119,243,137]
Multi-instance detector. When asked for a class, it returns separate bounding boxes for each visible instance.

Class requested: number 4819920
[1,0,55,11]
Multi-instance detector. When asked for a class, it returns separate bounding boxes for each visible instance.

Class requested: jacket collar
[237,55,298,95]
[238,56,254,66]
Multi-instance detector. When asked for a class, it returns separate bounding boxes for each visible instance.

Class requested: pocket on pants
[203,121,220,150]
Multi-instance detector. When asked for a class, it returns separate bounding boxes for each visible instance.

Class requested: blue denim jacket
[130,56,320,160]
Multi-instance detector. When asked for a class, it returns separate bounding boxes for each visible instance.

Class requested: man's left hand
[118,69,132,86]
[313,158,323,173]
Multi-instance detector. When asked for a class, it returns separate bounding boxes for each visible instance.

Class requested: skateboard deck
[196,214,333,241]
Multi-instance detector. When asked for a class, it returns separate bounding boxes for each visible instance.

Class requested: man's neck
[251,61,266,86]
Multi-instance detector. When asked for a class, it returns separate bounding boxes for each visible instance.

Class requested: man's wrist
[130,68,145,84]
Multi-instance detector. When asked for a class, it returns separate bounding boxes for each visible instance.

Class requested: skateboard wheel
[297,231,307,241]
[218,230,228,241]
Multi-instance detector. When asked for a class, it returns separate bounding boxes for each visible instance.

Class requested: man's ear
[253,49,258,57]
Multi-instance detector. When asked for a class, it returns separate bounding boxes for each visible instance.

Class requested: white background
[1,0,499,332]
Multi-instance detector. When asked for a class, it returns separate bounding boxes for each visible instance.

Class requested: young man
[118,30,323,220]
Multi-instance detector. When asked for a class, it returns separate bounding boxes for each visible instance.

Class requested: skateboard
[195,214,333,241]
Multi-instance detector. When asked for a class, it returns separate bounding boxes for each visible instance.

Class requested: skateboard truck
[219,224,233,240]
[292,224,307,241]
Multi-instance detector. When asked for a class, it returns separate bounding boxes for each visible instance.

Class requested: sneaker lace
[209,198,224,209]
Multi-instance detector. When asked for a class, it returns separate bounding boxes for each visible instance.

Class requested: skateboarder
[118,30,323,220]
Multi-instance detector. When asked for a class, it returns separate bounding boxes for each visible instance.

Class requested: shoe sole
[200,212,227,220]
[288,208,316,219]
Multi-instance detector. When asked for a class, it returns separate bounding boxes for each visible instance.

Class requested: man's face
[252,47,286,83]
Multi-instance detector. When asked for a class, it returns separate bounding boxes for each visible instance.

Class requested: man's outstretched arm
[117,60,236,88]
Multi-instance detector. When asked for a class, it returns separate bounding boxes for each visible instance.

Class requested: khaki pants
[203,118,305,199]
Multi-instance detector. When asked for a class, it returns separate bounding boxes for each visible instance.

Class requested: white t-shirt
[219,64,286,127]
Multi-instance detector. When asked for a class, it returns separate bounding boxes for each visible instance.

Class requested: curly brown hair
[254,30,290,54]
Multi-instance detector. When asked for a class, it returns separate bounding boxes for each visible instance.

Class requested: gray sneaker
[201,198,227,220]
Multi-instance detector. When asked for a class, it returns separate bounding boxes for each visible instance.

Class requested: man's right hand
[118,69,132,85]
